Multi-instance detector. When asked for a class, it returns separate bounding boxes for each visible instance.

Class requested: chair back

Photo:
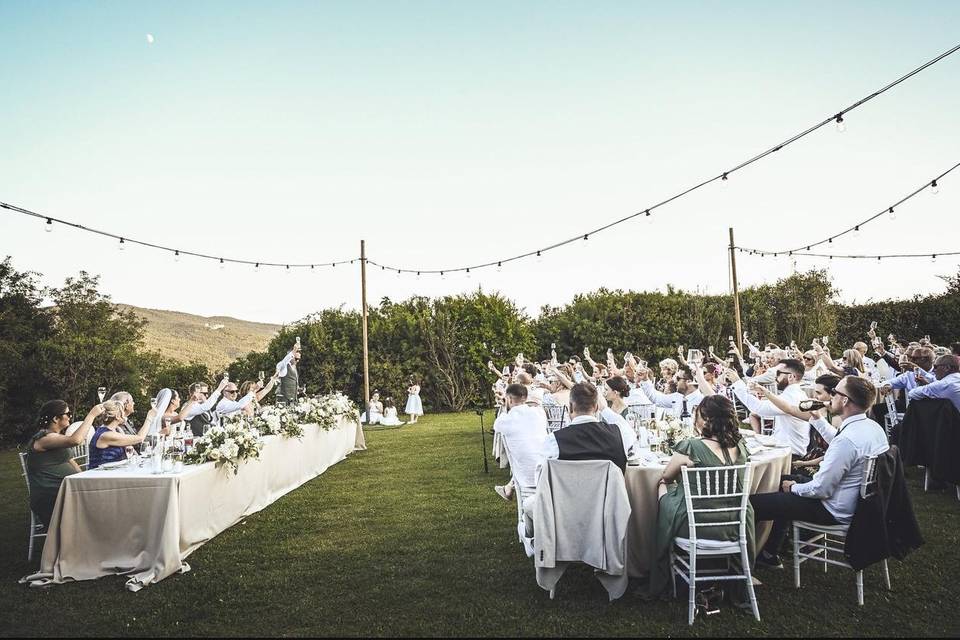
[626,404,655,422]
[18,451,31,494]
[70,442,89,470]
[544,404,568,432]
[884,393,898,422]
[680,464,753,545]
[762,382,779,396]
[860,455,880,500]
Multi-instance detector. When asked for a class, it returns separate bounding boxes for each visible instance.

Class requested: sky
[1,1,958,325]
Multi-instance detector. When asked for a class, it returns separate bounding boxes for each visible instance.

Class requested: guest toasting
[89,401,159,469]
[275,339,302,406]
[25,401,105,527]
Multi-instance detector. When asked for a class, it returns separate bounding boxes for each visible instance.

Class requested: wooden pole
[729,227,744,354]
[361,240,371,423]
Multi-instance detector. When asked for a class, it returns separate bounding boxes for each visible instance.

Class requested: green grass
[1,412,958,637]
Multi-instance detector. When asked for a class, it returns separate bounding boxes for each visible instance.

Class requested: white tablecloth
[23,417,364,591]
[623,445,792,577]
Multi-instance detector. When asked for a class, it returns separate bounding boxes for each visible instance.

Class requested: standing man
[275,341,302,406]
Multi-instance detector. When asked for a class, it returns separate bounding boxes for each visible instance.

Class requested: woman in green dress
[25,400,104,527]
[648,394,755,607]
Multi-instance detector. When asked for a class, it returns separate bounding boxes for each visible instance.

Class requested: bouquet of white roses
[252,404,303,439]
[292,393,360,430]
[184,419,263,474]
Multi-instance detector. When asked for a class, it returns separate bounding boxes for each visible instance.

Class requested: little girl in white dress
[365,392,383,424]
[405,379,423,424]
[379,398,405,426]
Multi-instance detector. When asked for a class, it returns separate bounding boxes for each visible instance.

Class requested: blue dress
[88,426,129,469]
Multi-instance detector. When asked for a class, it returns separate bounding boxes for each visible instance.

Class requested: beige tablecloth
[23,417,363,591]
[624,445,792,577]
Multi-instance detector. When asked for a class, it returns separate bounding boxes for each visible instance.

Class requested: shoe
[494,485,514,501]
[755,551,784,570]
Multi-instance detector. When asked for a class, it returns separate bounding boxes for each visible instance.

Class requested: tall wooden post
[729,228,743,354]
[361,240,371,422]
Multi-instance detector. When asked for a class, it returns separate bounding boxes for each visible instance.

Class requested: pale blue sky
[1,1,958,324]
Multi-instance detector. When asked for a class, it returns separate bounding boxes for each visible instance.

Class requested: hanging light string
[735,160,959,257]
[366,42,960,275]
[740,249,960,261]
[0,201,359,269]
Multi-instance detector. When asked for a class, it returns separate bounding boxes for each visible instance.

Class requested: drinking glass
[97,386,107,402]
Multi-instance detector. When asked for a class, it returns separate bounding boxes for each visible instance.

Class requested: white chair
[70,441,89,470]
[793,455,891,605]
[543,404,568,433]
[17,452,47,562]
[670,464,760,625]
[883,393,904,439]
[499,439,535,557]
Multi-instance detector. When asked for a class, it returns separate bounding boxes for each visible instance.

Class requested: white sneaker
[495,485,513,501]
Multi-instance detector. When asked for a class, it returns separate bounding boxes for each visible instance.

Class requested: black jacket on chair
[898,398,960,484]
[844,446,923,571]
[554,421,626,473]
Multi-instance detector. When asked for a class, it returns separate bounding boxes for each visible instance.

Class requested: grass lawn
[1,411,958,637]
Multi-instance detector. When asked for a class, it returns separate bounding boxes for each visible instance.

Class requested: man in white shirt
[908,355,960,411]
[727,359,811,457]
[637,368,703,417]
[216,381,258,417]
[493,383,549,501]
[181,377,230,435]
[751,376,889,568]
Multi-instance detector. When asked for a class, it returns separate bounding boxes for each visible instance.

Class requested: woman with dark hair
[603,376,632,418]
[648,395,755,606]
[25,401,105,527]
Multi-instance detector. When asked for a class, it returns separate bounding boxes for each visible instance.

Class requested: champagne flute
[258,370,265,384]
[97,386,107,403]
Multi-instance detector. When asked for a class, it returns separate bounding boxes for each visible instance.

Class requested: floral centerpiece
[184,418,264,473]
[291,392,360,430]
[648,414,696,454]
[252,404,304,439]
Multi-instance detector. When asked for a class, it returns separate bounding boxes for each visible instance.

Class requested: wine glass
[97,386,107,402]
[687,349,703,368]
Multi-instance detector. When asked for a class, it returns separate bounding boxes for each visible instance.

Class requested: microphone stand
[476,408,489,474]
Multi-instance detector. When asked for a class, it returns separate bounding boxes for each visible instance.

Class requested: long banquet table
[623,443,792,577]
[22,416,365,591]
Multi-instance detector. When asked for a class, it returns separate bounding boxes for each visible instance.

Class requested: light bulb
[45,218,53,232]
[416,271,421,280]
[219,258,225,270]
[645,209,653,224]
[583,234,589,241]
[932,254,938,263]
[255,263,260,271]
[888,207,896,221]
[536,251,542,263]
[497,262,502,272]
[441,271,445,280]
[853,226,860,237]
[835,114,846,133]
[721,173,729,186]
[118,238,125,251]
[466,269,471,279]
[174,250,180,262]
[931,180,939,195]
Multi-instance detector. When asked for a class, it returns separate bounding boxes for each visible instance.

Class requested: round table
[623,444,792,577]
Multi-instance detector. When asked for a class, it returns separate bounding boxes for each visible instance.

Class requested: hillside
[119,305,281,371]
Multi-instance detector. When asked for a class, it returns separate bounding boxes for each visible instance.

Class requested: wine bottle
[798,399,826,411]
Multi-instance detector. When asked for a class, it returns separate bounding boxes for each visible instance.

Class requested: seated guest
[800,351,823,383]
[603,376,632,418]
[657,358,680,392]
[180,377,229,436]
[726,359,811,458]
[493,384,549,501]
[26,401,104,527]
[239,375,280,417]
[751,376,888,568]
[880,346,935,393]
[638,367,704,417]
[648,395,754,604]
[216,380,260,418]
[364,391,384,424]
[907,354,960,411]
[108,391,138,437]
[89,401,158,469]
[541,383,627,472]
[854,342,879,378]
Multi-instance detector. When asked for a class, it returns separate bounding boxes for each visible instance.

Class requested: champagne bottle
[798,399,826,411]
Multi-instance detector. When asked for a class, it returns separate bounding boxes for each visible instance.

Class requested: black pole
[478,409,489,474]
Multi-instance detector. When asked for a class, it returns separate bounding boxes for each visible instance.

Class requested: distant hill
[119,305,281,371]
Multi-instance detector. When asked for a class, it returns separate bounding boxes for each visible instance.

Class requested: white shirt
[732,381,810,456]
[182,389,223,421]
[494,405,549,490]
[599,407,638,458]
[639,381,703,416]
[626,386,652,405]
[275,350,296,377]
[791,414,889,524]
[216,392,257,417]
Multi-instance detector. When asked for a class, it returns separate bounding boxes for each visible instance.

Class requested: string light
[45,218,52,232]
[497,262,502,272]
[853,225,860,237]
[835,113,846,133]
[118,237,125,251]
[174,250,180,262]
[931,179,940,195]
[932,254,938,263]
[888,207,896,220]
[219,258,225,270]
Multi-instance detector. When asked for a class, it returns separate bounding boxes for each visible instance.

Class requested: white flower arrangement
[251,404,303,439]
[290,392,360,430]
[185,419,263,474]
[649,414,696,452]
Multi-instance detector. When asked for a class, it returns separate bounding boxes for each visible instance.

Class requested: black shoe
[755,551,784,570]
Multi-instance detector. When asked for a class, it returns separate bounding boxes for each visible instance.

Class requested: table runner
[23,416,363,591]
